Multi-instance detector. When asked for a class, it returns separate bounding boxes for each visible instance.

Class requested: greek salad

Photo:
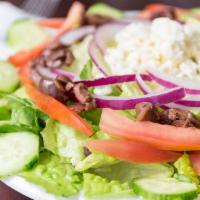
[1,2,200,200]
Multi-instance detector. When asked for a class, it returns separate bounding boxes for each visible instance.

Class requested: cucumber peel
[133,178,197,200]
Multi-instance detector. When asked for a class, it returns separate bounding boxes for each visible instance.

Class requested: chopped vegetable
[93,162,174,182]
[83,173,133,198]
[175,154,200,191]
[25,84,93,136]
[0,131,39,178]
[190,152,200,176]
[7,19,48,51]
[86,3,123,19]
[133,177,197,200]
[86,140,181,163]
[9,1,85,67]
[100,108,200,151]
[0,61,19,93]
[94,87,185,110]
[42,119,88,166]
[37,18,64,28]
[22,151,82,196]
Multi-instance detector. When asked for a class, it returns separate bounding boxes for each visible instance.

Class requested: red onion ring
[148,70,200,95]
[89,40,109,76]
[93,87,185,110]
[60,25,95,45]
[36,66,57,80]
[52,68,79,81]
[136,74,200,109]
[94,23,126,53]
[81,74,151,87]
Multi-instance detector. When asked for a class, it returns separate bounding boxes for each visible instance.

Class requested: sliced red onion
[166,103,200,111]
[52,68,79,81]
[94,23,126,53]
[148,70,200,95]
[36,66,57,80]
[136,74,200,109]
[81,74,151,87]
[135,74,151,94]
[176,97,200,107]
[93,87,185,110]
[89,40,109,76]
[60,26,95,45]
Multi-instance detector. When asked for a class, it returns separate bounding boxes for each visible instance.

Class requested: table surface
[0,182,30,200]
[2,0,200,199]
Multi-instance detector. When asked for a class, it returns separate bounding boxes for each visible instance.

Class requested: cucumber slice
[133,178,197,200]
[7,19,48,51]
[0,132,39,177]
[0,61,19,93]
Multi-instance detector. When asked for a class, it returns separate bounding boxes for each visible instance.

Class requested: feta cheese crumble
[105,17,200,80]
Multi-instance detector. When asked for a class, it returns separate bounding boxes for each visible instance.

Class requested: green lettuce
[69,36,92,74]
[11,106,40,130]
[93,162,174,183]
[81,108,102,126]
[76,152,117,172]
[75,129,117,171]
[87,3,123,19]
[22,151,82,197]
[14,87,29,99]
[6,94,46,133]
[80,60,94,80]
[0,98,10,120]
[83,173,133,198]
[42,119,88,166]
[174,153,200,191]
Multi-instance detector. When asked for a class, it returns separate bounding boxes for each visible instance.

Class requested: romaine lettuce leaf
[81,108,102,126]
[93,162,174,183]
[22,151,82,197]
[68,36,92,74]
[0,98,10,120]
[80,60,94,80]
[11,106,40,130]
[83,173,133,198]
[14,87,29,99]
[174,153,200,191]
[76,152,117,172]
[42,119,88,166]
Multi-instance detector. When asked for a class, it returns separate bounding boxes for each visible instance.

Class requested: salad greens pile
[1,2,200,200]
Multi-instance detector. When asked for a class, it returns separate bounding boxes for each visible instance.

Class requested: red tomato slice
[190,152,200,176]
[100,108,200,151]
[37,18,64,29]
[86,140,181,163]
[25,84,93,136]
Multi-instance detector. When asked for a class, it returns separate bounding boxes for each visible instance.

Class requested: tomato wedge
[9,2,84,67]
[86,140,181,163]
[100,108,200,151]
[9,44,46,67]
[18,66,33,85]
[37,18,64,29]
[18,66,92,136]
[25,84,92,136]
[190,152,200,176]
[139,3,187,20]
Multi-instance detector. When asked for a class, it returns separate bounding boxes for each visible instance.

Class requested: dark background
[5,0,200,17]
[1,0,200,199]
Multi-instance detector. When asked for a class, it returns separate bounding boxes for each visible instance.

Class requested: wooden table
[2,0,200,199]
